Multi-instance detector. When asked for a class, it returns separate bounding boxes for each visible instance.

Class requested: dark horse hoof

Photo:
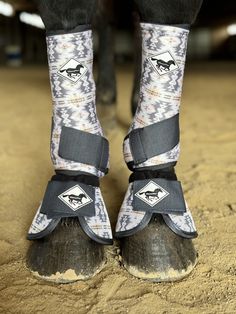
[120,215,197,282]
[26,218,106,283]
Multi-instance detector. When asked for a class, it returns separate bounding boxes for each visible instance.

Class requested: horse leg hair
[35,0,97,32]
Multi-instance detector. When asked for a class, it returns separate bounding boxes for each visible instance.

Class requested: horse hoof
[120,214,197,282]
[26,218,106,283]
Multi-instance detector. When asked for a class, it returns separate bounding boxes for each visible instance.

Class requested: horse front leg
[26,0,113,283]
[131,0,203,115]
[116,0,203,282]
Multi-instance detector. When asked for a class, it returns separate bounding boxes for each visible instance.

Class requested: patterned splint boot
[26,27,113,283]
[115,23,198,282]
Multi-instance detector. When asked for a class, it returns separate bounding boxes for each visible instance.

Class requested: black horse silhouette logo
[60,64,84,78]
[63,193,87,206]
[139,188,163,201]
[151,57,176,72]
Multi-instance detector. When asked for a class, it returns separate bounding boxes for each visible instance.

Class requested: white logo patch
[58,184,93,211]
[135,181,169,207]
[58,58,87,83]
[148,51,179,76]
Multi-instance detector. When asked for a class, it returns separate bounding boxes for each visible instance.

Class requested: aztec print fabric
[116,182,196,237]
[124,23,189,168]
[28,204,56,236]
[28,188,113,242]
[28,30,112,243]
[117,23,197,237]
[47,30,105,176]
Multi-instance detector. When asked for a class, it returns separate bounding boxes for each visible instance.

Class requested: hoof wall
[26,218,105,283]
[120,215,197,282]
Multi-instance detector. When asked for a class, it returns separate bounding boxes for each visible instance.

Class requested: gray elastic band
[40,180,96,219]
[133,178,186,214]
[59,126,109,173]
[129,114,179,165]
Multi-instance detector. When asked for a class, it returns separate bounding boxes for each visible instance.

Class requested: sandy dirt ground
[0,62,236,314]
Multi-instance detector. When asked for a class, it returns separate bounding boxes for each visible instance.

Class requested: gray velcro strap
[129,114,179,165]
[59,126,109,173]
[40,180,96,219]
[133,178,186,214]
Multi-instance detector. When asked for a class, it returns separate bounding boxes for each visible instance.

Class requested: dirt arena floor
[0,62,236,313]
